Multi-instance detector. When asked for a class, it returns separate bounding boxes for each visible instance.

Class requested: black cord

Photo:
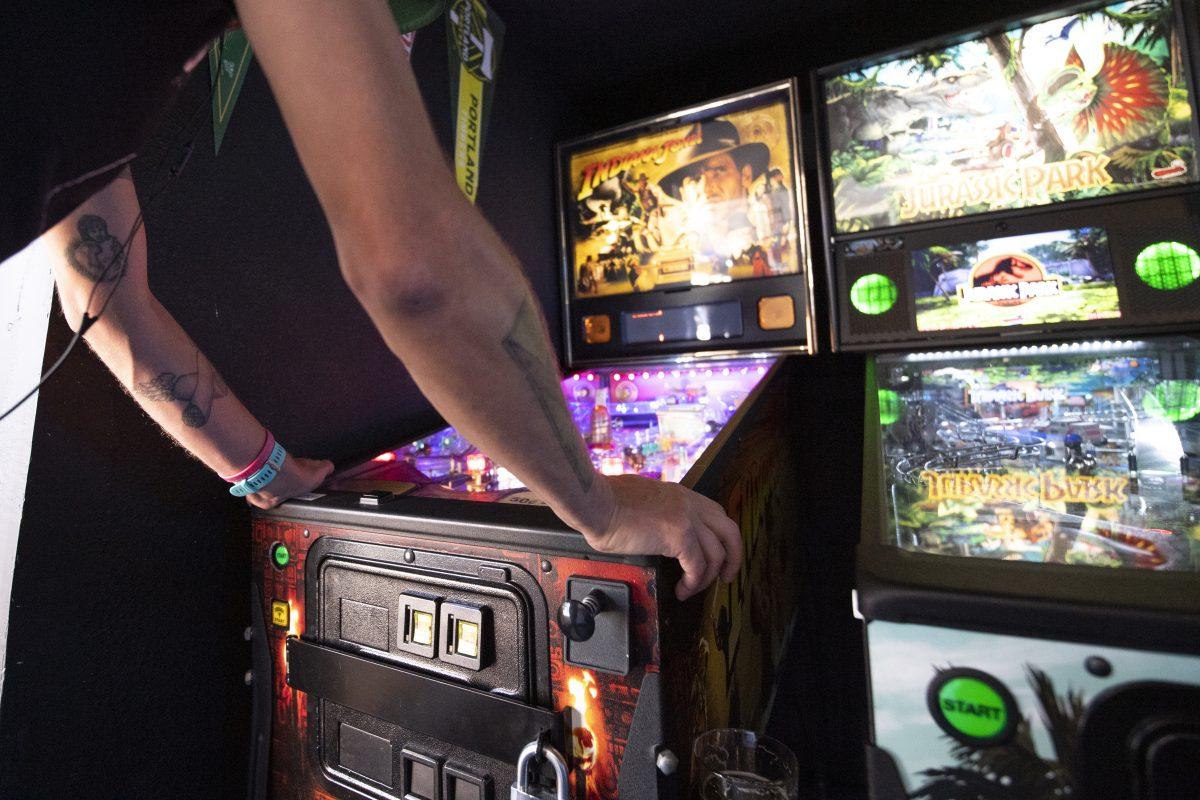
[0,45,216,425]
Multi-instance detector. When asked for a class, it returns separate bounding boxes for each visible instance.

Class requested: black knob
[557,589,607,642]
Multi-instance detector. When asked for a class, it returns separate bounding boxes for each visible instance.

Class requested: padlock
[510,739,569,800]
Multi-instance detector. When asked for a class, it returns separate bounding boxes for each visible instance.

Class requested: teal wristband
[230,441,286,497]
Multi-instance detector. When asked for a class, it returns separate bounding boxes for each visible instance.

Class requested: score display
[912,227,1121,332]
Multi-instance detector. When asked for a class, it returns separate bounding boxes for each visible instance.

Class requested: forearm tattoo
[66,214,127,283]
[501,298,595,493]
[136,350,229,428]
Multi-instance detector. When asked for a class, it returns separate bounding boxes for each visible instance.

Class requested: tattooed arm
[44,168,332,508]
[237,0,741,597]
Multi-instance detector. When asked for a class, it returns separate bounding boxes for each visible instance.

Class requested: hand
[245,455,334,510]
[582,474,742,601]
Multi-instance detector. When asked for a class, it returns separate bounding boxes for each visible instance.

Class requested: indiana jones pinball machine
[249,81,816,800]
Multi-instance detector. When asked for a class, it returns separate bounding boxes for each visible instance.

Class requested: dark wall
[0,19,568,799]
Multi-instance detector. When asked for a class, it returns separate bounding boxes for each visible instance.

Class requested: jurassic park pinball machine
[812,1,1200,798]
[249,81,816,800]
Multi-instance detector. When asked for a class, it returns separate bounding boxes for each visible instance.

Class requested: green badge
[850,273,898,315]
[1134,241,1200,290]
[271,542,290,569]
[208,29,254,155]
[927,668,1018,746]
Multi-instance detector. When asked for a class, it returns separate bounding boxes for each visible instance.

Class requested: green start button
[270,542,290,569]
[927,668,1019,747]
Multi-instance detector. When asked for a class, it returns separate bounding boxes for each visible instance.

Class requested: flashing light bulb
[613,373,622,381]
[466,453,488,473]
[373,451,397,462]
[642,372,650,379]
[587,373,595,381]
[600,456,624,476]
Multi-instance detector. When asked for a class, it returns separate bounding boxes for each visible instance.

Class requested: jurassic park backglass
[822,0,1197,234]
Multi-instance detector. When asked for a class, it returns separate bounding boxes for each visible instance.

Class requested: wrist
[221,429,274,482]
[229,440,287,497]
[572,473,618,545]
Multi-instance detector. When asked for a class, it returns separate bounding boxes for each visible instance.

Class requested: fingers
[698,502,742,581]
[694,525,725,592]
[674,524,727,601]
[674,535,708,601]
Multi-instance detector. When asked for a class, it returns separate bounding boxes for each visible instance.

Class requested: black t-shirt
[0,1,234,264]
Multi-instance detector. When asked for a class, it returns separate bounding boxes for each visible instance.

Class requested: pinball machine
[249,80,818,800]
[812,1,1200,798]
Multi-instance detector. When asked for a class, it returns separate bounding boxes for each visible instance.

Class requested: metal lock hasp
[510,740,569,800]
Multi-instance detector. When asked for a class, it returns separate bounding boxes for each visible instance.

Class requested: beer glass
[692,728,798,799]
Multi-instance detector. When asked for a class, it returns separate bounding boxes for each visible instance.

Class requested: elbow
[336,217,461,322]
[340,253,452,321]
[59,283,158,337]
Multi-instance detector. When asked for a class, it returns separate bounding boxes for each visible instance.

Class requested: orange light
[373,451,397,462]
[567,671,602,773]
[466,453,488,473]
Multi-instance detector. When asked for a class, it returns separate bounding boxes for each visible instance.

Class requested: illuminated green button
[850,273,898,315]
[271,542,290,568]
[927,669,1018,746]
[1135,241,1199,290]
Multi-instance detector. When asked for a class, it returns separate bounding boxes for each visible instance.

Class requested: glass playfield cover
[331,358,772,504]
[875,339,1200,571]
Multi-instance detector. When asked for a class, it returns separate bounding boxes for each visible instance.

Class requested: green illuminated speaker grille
[1135,241,1200,290]
[850,273,899,315]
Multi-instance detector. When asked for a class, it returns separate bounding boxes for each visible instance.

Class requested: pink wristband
[221,430,275,483]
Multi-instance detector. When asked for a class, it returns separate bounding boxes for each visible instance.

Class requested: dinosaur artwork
[825,67,993,154]
[823,0,1195,233]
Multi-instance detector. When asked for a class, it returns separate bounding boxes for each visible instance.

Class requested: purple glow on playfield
[360,357,772,496]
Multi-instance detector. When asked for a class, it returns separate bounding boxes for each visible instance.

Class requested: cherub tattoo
[66,214,127,283]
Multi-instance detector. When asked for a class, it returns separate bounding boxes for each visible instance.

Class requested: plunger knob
[557,589,607,642]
